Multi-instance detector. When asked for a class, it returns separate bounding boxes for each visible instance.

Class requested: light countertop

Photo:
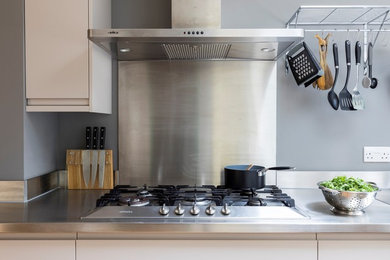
[0,188,390,234]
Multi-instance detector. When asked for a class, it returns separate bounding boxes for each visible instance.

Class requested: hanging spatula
[351,41,365,110]
[339,40,355,111]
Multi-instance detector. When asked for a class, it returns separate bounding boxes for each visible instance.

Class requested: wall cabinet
[0,240,75,260]
[319,240,390,260]
[77,240,317,260]
[25,0,112,113]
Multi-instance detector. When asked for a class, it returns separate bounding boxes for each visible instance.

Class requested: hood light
[261,48,275,52]
[120,48,131,53]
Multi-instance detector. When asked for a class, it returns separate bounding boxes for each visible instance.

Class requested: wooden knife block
[66,149,114,189]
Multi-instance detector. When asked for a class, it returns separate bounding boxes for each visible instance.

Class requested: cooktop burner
[96,185,295,208]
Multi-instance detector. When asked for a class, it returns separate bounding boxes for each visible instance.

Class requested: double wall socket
[364,146,390,162]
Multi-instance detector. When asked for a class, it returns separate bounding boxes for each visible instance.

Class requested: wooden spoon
[246,164,254,170]
[314,34,334,90]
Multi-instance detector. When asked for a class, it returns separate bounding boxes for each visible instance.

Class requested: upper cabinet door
[25,0,89,101]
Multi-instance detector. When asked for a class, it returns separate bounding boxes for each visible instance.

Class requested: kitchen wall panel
[277,33,390,171]
[0,0,25,180]
[56,0,390,173]
[0,0,59,181]
[119,61,276,185]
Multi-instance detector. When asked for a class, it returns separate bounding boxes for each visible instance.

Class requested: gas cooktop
[83,185,307,222]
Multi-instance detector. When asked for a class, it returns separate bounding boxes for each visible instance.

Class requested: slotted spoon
[339,40,355,111]
[351,41,365,110]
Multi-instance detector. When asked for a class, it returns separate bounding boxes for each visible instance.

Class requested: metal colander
[317,181,378,215]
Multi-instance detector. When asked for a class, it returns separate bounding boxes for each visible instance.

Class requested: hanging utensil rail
[286,6,390,68]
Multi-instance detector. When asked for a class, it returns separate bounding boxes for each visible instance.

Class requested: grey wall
[0,0,25,180]
[277,33,390,171]
[56,0,390,173]
[24,113,59,179]
[112,0,171,28]
[0,0,59,180]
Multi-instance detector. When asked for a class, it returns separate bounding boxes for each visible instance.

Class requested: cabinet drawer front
[77,240,317,260]
[0,240,75,260]
[25,0,89,99]
[319,240,390,260]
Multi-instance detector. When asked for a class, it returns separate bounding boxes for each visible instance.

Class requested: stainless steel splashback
[119,61,276,185]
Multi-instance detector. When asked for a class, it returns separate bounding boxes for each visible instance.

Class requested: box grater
[287,42,323,87]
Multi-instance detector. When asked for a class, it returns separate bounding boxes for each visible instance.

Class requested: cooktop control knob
[159,204,169,216]
[221,203,231,215]
[190,204,200,216]
[205,205,216,216]
[174,203,185,215]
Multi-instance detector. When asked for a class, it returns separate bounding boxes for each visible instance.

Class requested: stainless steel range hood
[88,0,304,61]
[88,28,303,61]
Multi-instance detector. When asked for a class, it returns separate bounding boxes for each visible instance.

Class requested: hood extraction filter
[162,43,231,60]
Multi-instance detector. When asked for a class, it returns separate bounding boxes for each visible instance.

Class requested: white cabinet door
[77,240,317,260]
[0,240,75,260]
[319,240,390,260]
[25,0,112,113]
[25,0,89,101]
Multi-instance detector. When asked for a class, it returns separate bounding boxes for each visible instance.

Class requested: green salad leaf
[321,176,377,192]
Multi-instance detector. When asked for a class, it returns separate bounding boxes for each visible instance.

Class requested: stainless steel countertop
[1,188,390,233]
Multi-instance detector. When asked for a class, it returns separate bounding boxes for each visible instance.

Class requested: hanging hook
[355,28,361,42]
[330,29,336,44]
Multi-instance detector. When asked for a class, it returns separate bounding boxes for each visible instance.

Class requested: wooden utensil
[313,34,334,90]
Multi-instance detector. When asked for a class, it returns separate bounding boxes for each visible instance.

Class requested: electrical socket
[364,146,390,163]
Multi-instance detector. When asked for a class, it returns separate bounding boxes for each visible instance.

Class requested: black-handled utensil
[355,41,361,64]
[328,43,339,110]
[92,127,99,149]
[83,127,92,188]
[90,127,99,187]
[86,127,92,149]
[339,40,355,111]
[99,127,106,150]
[368,42,378,89]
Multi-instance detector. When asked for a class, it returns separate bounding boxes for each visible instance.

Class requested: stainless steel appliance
[88,0,303,61]
[83,185,307,222]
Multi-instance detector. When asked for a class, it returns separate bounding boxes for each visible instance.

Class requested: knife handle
[92,127,99,149]
[86,127,92,149]
[99,127,106,150]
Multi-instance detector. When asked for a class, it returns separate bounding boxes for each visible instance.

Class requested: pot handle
[258,166,295,176]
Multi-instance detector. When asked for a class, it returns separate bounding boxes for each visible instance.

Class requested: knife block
[66,149,114,189]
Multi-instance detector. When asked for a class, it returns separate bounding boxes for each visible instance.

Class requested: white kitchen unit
[25,0,112,113]
[77,240,317,260]
[0,240,75,260]
[319,240,390,260]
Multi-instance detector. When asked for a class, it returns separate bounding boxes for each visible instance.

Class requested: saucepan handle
[258,166,295,176]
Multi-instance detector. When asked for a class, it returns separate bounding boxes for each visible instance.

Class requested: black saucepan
[224,165,295,189]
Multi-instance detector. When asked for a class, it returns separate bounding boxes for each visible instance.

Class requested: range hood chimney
[171,0,221,29]
[88,0,303,61]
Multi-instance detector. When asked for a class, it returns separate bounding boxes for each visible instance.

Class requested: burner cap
[119,196,150,206]
[181,197,211,206]
[247,198,267,206]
